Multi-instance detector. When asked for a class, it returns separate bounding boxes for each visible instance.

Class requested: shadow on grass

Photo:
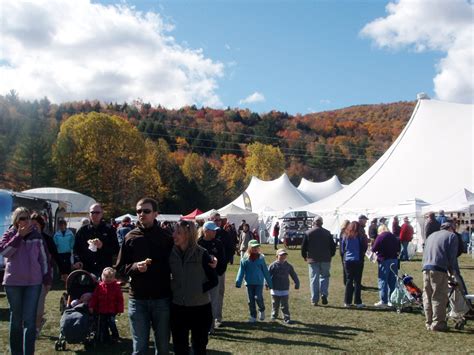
[46,336,136,354]
[212,321,372,351]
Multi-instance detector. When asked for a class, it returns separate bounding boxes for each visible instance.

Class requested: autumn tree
[219,154,246,198]
[54,112,165,215]
[245,142,285,180]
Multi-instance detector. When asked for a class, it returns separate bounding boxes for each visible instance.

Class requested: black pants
[344,261,363,305]
[57,252,72,274]
[97,314,119,343]
[171,303,212,355]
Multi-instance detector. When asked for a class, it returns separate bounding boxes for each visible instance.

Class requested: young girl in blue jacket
[236,240,273,322]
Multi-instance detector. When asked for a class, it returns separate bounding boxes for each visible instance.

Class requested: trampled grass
[1,245,473,354]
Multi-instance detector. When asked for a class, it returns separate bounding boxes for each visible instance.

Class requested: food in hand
[145,258,152,265]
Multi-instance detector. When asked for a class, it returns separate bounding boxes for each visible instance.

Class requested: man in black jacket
[115,197,173,355]
[73,203,119,277]
[209,212,233,328]
[301,217,336,306]
[198,220,226,333]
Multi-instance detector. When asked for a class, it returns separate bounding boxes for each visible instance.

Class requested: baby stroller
[55,270,98,351]
[390,264,423,314]
[447,273,473,330]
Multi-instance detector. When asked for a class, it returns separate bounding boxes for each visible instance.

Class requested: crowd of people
[0,201,472,354]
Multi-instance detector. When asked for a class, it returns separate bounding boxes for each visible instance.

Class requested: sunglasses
[136,209,152,215]
[18,216,29,221]
[90,211,102,215]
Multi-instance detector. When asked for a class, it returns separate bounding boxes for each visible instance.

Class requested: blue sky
[148,0,439,113]
[1,0,471,114]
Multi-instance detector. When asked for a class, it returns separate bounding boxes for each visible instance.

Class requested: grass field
[1,245,473,354]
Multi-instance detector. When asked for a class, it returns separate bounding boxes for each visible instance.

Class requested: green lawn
[1,245,473,354]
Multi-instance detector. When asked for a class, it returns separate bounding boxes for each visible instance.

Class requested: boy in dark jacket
[268,249,300,324]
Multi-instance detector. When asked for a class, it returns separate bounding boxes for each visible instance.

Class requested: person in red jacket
[399,217,414,261]
[89,267,124,343]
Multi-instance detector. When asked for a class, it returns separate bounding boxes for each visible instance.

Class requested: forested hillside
[0,90,415,215]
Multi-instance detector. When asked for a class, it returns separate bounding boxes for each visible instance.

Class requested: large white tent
[297,175,344,203]
[298,99,474,241]
[227,173,310,214]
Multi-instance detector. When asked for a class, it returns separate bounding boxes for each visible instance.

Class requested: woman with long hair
[340,221,367,308]
[339,220,350,285]
[30,212,58,338]
[169,220,218,355]
[0,207,51,354]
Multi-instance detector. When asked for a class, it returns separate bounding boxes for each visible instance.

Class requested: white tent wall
[421,188,474,214]
[296,99,473,243]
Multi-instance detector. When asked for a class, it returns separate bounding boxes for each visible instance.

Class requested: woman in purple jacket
[0,207,51,355]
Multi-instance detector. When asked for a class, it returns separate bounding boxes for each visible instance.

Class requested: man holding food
[73,203,119,277]
[115,197,174,355]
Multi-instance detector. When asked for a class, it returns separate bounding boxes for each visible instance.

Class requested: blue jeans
[308,262,331,303]
[378,259,398,303]
[400,241,409,261]
[128,298,170,355]
[5,284,42,355]
[246,285,265,318]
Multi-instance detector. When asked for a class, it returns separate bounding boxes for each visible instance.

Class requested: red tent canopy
[181,208,204,220]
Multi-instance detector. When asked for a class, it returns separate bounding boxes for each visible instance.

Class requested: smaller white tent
[115,213,138,223]
[297,176,344,203]
[422,189,474,214]
[228,173,310,214]
[199,205,259,230]
[219,204,259,230]
[22,187,96,213]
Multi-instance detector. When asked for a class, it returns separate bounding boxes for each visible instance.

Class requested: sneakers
[356,303,366,309]
[284,319,292,324]
[214,320,222,328]
[374,301,388,308]
[343,303,352,308]
[258,311,265,321]
[311,302,318,306]
[387,302,393,307]
[321,295,328,305]
[248,317,257,323]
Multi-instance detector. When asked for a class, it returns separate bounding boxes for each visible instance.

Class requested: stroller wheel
[454,320,466,330]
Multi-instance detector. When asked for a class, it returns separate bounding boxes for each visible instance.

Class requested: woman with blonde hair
[372,223,400,308]
[169,220,218,355]
[0,207,51,354]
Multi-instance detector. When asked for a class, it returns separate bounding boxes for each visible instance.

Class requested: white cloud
[0,0,224,108]
[319,99,331,104]
[239,91,265,105]
[361,0,473,104]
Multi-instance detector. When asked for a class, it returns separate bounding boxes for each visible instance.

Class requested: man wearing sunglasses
[115,197,174,355]
[73,203,119,278]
